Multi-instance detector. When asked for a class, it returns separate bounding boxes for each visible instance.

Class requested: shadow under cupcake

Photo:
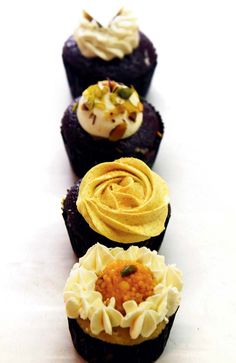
[62,157,171,258]
[61,80,164,178]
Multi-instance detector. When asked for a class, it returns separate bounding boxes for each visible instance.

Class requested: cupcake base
[62,32,157,98]
[68,312,177,363]
[61,100,164,178]
[62,181,171,258]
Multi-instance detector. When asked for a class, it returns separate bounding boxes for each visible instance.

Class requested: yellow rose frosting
[64,243,183,339]
[77,158,169,243]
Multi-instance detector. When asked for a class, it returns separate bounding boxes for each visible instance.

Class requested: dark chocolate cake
[68,312,177,363]
[64,244,182,363]
[61,98,164,178]
[63,32,157,98]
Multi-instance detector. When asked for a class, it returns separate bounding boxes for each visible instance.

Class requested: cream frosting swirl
[73,8,140,61]
[77,158,169,243]
[64,243,183,339]
[77,81,143,140]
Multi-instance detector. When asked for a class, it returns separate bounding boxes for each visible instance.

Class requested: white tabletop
[0,1,236,362]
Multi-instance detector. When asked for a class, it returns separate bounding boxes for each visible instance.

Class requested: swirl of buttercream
[64,244,183,338]
[121,300,162,339]
[73,9,140,61]
[78,241,115,274]
[89,297,123,335]
[77,158,169,243]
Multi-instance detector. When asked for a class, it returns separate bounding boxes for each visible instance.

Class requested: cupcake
[62,7,157,98]
[61,80,164,177]
[64,243,183,363]
[62,157,170,258]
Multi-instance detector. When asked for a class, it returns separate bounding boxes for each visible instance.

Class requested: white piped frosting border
[64,243,183,339]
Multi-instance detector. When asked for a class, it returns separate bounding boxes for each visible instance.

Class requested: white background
[0,1,236,362]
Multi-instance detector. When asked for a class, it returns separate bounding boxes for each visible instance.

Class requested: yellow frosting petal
[77,158,169,243]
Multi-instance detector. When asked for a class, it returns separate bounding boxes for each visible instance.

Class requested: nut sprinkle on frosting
[64,243,183,339]
[77,80,143,140]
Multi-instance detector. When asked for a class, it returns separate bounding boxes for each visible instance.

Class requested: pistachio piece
[129,92,139,106]
[94,87,103,99]
[83,11,93,22]
[128,112,137,122]
[108,80,118,92]
[95,102,105,110]
[84,85,101,99]
[117,87,133,100]
[83,99,94,111]
[115,104,126,114]
[89,113,97,125]
[109,93,117,104]
[115,8,123,17]
[81,103,89,111]
[138,102,144,112]
[109,122,127,141]
[125,101,138,113]
[102,86,109,95]
[72,102,78,112]
[120,265,137,277]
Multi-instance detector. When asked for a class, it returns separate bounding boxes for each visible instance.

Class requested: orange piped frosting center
[95,259,155,313]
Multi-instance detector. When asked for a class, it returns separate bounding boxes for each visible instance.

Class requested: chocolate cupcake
[64,243,183,363]
[61,80,164,177]
[62,8,157,98]
[62,157,171,258]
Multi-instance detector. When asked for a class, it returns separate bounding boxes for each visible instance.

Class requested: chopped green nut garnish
[117,87,133,100]
[120,265,138,277]
[72,102,78,112]
[102,85,109,95]
[94,87,103,99]
[128,112,137,122]
[84,99,94,111]
[95,102,105,110]
[109,93,117,104]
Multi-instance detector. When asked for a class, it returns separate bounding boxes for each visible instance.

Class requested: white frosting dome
[77,81,143,140]
[73,8,140,61]
[64,243,183,339]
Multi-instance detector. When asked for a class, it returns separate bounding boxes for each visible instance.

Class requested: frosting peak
[77,158,169,243]
[77,80,143,140]
[74,8,140,61]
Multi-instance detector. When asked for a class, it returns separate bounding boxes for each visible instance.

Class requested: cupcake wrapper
[68,312,177,363]
[62,181,171,258]
[62,32,157,98]
[61,100,164,178]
